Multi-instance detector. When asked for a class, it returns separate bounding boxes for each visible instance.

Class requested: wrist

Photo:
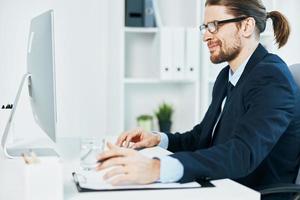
[151,158,161,182]
[155,133,161,146]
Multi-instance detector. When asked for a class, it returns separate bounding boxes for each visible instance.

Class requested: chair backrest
[289,64,300,185]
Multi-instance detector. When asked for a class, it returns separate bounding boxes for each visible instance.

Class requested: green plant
[137,114,153,131]
[137,114,153,121]
[155,102,173,122]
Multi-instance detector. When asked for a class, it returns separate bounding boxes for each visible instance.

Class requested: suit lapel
[221,44,269,116]
[235,44,268,88]
[201,68,229,145]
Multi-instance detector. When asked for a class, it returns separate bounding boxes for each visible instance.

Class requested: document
[72,147,201,192]
[72,169,201,192]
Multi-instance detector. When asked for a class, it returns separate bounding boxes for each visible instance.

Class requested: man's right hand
[115,128,161,149]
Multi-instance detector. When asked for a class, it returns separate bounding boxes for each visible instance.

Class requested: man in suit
[97,0,300,196]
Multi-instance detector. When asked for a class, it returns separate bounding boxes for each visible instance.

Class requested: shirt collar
[228,55,251,86]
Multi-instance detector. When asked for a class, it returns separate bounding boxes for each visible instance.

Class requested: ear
[241,17,256,38]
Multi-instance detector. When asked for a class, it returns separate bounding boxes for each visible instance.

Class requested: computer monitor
[27,10,57,142]
[1,10,58,158]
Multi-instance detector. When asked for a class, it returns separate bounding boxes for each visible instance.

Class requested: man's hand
[97,142,160,185]
[115,128,161,149]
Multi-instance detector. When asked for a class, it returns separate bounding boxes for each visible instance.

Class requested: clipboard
[72,171,213,193]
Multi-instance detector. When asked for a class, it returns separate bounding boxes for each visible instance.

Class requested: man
[97,0,300,197]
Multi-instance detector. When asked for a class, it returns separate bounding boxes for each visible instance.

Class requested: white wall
[0,0,109,138]
[274,0,300,65]
[106,0,124,136]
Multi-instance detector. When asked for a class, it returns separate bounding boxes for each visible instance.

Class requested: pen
[21,151,40,164]
[22,153,30,164]
[29,150,40,163]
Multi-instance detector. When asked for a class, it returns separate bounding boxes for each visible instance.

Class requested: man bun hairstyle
[266,11,290,48]
[205,0,290,48]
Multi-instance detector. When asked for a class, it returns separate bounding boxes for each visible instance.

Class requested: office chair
[259,63,300,200]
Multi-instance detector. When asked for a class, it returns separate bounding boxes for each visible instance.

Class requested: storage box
[0,157,63,200]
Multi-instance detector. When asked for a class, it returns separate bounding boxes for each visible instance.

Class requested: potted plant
[137,114,153,131]
[155,102,173,132]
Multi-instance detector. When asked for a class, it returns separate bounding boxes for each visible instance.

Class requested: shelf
[124,27,159,33]
[124,78,197,84]
[124,83,198,132]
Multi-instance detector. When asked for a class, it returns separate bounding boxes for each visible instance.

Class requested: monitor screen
[27,10,57,142]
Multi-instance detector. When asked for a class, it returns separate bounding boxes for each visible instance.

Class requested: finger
[123,128,143,148]
[107,142,118,150]
[98,142,136,162]
[128,142,135,149]
[96,157,127,170]
[124,140,130,148]
[107,142,135,154]
[108,174,133,186]
[132,140,149,149]
[115,132,130,146]
[97,147,124,161]
[103,166,128,180]
[124,132,140,148]
[123,133,135,148]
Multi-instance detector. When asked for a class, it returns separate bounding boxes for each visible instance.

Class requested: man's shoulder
[244,52,299,96]
[250,53,290,80]
[255,53,287,70]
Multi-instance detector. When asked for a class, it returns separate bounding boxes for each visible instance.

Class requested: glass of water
[80,138,105,171]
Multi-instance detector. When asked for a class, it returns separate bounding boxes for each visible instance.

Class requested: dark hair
[205,0,290,48]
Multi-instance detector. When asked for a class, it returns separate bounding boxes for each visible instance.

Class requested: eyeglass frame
[199,16,249,34]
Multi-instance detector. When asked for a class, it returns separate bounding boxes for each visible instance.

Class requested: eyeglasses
[199,16,248,34]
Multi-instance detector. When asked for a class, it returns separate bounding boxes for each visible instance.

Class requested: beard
[209,36,242,64]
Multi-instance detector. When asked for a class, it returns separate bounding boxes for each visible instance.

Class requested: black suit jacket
[167,44,300,189]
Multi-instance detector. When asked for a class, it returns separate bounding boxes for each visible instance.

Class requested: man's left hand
[96,142,160,185]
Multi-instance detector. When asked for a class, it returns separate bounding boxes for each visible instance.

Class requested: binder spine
[173,28,185,80]
[152,0,162,27]
[125,0,144,27]
[185,28,200,80]
[144,0,155,27]
[159,28,173,80]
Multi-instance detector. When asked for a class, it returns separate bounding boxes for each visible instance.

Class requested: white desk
[0,138,260,200]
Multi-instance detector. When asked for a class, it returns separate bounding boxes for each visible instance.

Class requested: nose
[203,29,213,42]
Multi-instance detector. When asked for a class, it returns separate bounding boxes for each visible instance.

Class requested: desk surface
[0,137,260,200]
[56,138,260,200]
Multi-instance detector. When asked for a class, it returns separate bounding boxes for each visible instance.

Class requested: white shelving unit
[121,0,202,133]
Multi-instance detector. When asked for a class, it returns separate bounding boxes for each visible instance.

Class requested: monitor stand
[1,73,58,159]
[6,148,59,157]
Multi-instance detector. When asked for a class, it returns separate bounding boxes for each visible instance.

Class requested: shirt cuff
[152,131,169,149]
[154,155,184,183]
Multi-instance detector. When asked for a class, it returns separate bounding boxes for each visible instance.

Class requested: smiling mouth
[208,42,221,53]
